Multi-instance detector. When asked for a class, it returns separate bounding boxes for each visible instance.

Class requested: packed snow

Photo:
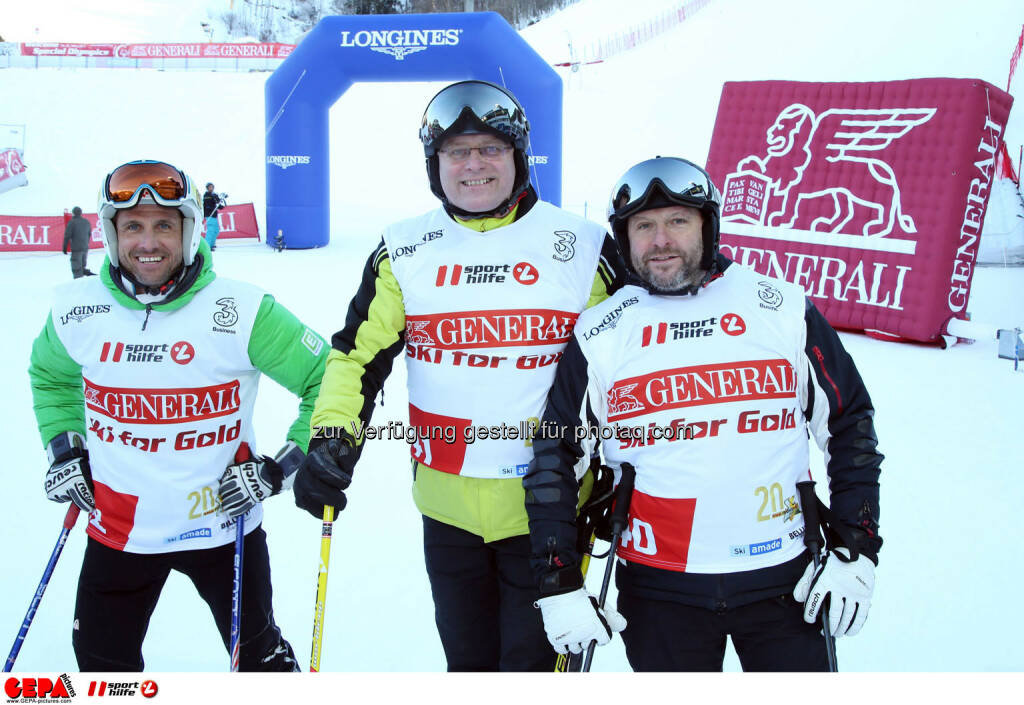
[0,0,1022,678]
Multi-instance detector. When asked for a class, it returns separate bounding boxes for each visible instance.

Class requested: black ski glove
[44,431,95,512]
[293,433,356,521]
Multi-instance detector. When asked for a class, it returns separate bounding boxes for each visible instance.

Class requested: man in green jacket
[30,159,327,671]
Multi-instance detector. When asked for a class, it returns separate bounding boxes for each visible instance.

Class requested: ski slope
[0,0,1022,676]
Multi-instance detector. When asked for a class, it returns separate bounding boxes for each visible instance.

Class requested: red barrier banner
[19,43,294,60]
[0,213,102,252]
[0,148,28,195]
[205,203,261,241]
[706,79,1014,343]
[0,203,259,253]
[20,43,116,57]
[115,43,294,59]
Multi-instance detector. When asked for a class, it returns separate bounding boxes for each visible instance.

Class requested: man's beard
[632,247,704,292]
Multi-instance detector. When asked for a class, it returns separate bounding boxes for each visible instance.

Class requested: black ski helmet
[419,80,531,217]
[607,157,723,290]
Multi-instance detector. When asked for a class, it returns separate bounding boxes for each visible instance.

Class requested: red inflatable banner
[706,79,1014,343]
[0,148,28,195]
[0,204,260,253]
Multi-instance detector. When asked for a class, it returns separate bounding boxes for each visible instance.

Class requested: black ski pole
[581,462,636,672]
[558,462,616,673]
[796,480,838,672]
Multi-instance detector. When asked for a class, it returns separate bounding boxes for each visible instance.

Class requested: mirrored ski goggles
[103,160,188,206]
[608,157,721,220]
[420,82,528,149]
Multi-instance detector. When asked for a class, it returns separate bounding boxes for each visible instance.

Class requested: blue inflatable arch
[265,12,563,249]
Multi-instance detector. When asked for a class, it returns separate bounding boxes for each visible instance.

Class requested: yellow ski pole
[309,505,334,672]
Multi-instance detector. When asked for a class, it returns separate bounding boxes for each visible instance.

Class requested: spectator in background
[203,182,225,251]
[62,206,94,278]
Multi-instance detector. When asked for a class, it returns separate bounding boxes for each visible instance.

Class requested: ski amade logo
[339,28,462,61]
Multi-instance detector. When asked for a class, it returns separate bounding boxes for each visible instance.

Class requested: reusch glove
[793,547,875,637]
[535,588,627,655]
[293,434,356,520]
[218,441,304,519]
[44,431,95,512]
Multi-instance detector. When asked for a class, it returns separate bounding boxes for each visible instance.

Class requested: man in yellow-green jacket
[293,81,623,671]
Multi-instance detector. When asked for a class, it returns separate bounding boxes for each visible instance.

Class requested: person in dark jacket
[203,182,225,251]
[62,206,94,278]
[524,157,883,671]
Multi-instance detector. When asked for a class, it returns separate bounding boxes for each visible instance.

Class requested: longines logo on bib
[339,28,462,60]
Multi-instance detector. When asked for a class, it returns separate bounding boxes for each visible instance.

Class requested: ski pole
[4,504,81,672]
[582,462,636,672]
[309,505,334,672]
[555,532,594,673]
[229,443,250,673]
[556,462,616,673]
[796,480,838,672]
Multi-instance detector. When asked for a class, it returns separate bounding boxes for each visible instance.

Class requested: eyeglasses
[437,144,514,162]
[608,157,721,222]
[104,160,188,206]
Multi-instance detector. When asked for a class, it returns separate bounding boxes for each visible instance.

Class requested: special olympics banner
[0,148,28,195]
[706,79,1014,343]
[20,43,116,57]
[0,203,259,253]
[19,43,294,59]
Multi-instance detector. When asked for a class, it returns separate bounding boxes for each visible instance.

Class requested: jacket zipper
[812,346,842,413]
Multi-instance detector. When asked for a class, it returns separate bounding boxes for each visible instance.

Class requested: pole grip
[796,480,824,555]
[609,463,637,536]
[63,504,81,529]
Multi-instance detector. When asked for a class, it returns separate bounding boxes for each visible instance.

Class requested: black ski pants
[72,527,295,671]
[422,516,555,672]
[618,591,830,671]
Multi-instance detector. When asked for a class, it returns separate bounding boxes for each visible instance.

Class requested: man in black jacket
[524,157,883,671]
[62,206,93,278]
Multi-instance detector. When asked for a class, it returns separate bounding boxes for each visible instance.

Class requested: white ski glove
[218,442,303,518]
[535,588,627,654]
[793,547,875,637]
[44,431,95,513]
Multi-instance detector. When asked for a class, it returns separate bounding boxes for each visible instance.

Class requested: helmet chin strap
[111,253,203,305]
[120,266,183,297]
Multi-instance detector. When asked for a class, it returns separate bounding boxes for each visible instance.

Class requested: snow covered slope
[0,0,1022,673]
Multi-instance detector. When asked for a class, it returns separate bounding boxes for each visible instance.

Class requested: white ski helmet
[97,160,204,268]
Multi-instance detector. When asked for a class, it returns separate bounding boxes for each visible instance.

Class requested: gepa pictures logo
[4,675,75,700]
[339,28,462,60]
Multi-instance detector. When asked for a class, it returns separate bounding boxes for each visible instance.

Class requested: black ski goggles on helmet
[419,80,529,156]
[607,157,722,226]
[104,160,188,206]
